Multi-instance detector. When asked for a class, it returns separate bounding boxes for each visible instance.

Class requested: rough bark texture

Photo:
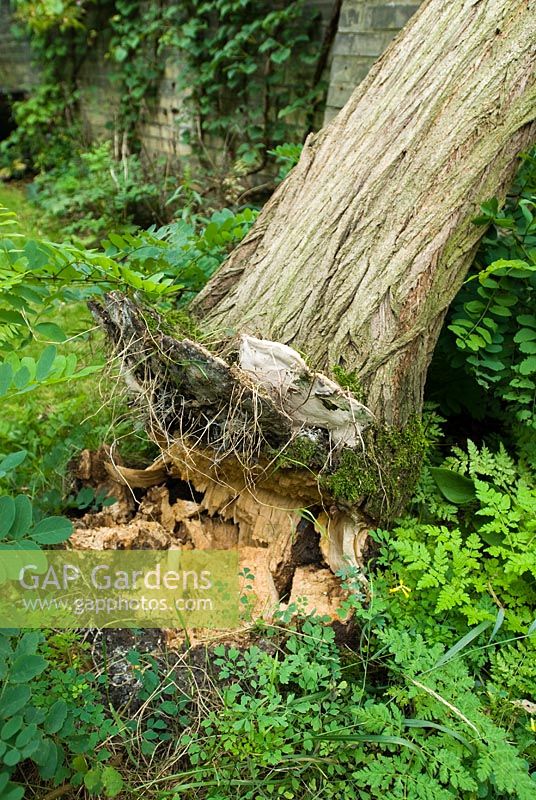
[193,0,536,425]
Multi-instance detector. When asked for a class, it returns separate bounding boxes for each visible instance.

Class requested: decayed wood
[193,0,536,426]
[106,444,367,586]
[92,294,372,584]
[89,292,294,452]
[90,293,372,454]
[105,459,169,489]
[317,510,370,580]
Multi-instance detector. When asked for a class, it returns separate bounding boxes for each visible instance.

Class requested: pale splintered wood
[90,290,371,578]
[105,443,368,578]
[194,0,536,425]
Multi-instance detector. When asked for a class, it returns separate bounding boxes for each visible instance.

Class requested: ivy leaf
[270,46,291,64]
[518,356,536,376]
[514,328,536,343]
[114,46,128,62]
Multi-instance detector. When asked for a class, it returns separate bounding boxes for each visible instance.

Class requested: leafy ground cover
[0,183,155,512]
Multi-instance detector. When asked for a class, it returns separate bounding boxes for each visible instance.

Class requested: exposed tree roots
[88,293,378,611]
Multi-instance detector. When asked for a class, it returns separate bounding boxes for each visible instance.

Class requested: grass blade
[488,608,505,643]
[313,733,421,754]
[403,718,475,752]
[434,620,491,668]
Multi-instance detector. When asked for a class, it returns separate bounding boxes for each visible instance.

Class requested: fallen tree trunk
[93,0,536,612]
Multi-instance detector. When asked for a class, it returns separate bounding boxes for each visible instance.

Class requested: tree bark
[193,0,536,426]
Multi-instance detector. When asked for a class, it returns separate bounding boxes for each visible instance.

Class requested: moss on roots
[322,418,426,521]
[273,419,426,524]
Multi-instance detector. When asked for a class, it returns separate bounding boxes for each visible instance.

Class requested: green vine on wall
[107,0,171,141]
[1,0,94,173]
[163,0,323,172]
[107,0,324,172]
[3,0,324,186]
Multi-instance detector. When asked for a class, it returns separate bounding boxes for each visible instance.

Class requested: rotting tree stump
[90,293,389,612]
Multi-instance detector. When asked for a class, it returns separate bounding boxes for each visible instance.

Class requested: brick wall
[324,0,419,122]
[0,0,421,156]
[0,1,38,93]
[75,0,337,162]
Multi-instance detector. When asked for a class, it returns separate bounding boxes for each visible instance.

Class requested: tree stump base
[90,293,374,613]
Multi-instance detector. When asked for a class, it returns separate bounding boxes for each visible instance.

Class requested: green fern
[387,442,536,632]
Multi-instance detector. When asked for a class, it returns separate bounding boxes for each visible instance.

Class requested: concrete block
[338,1,364,32]
[330,54,373,85]
[325,81,356,109]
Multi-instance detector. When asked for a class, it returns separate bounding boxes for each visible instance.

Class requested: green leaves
[0,687,31,720]
[0,452,27,480]
[30,516,73,545]
[103,206,258,304]
[9,655,47,683]
[395,440,536,632]
[44,701,68,735]
[518,355,536,375]
[159,0,318,170]
[0,201,185,393]
[83,765,124,797]
[0,626,121,798]
[0,348,101,401]
[444,150,536,429]
[0,494,72,546]
[429,468,475,504]
[33,322,67,342]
